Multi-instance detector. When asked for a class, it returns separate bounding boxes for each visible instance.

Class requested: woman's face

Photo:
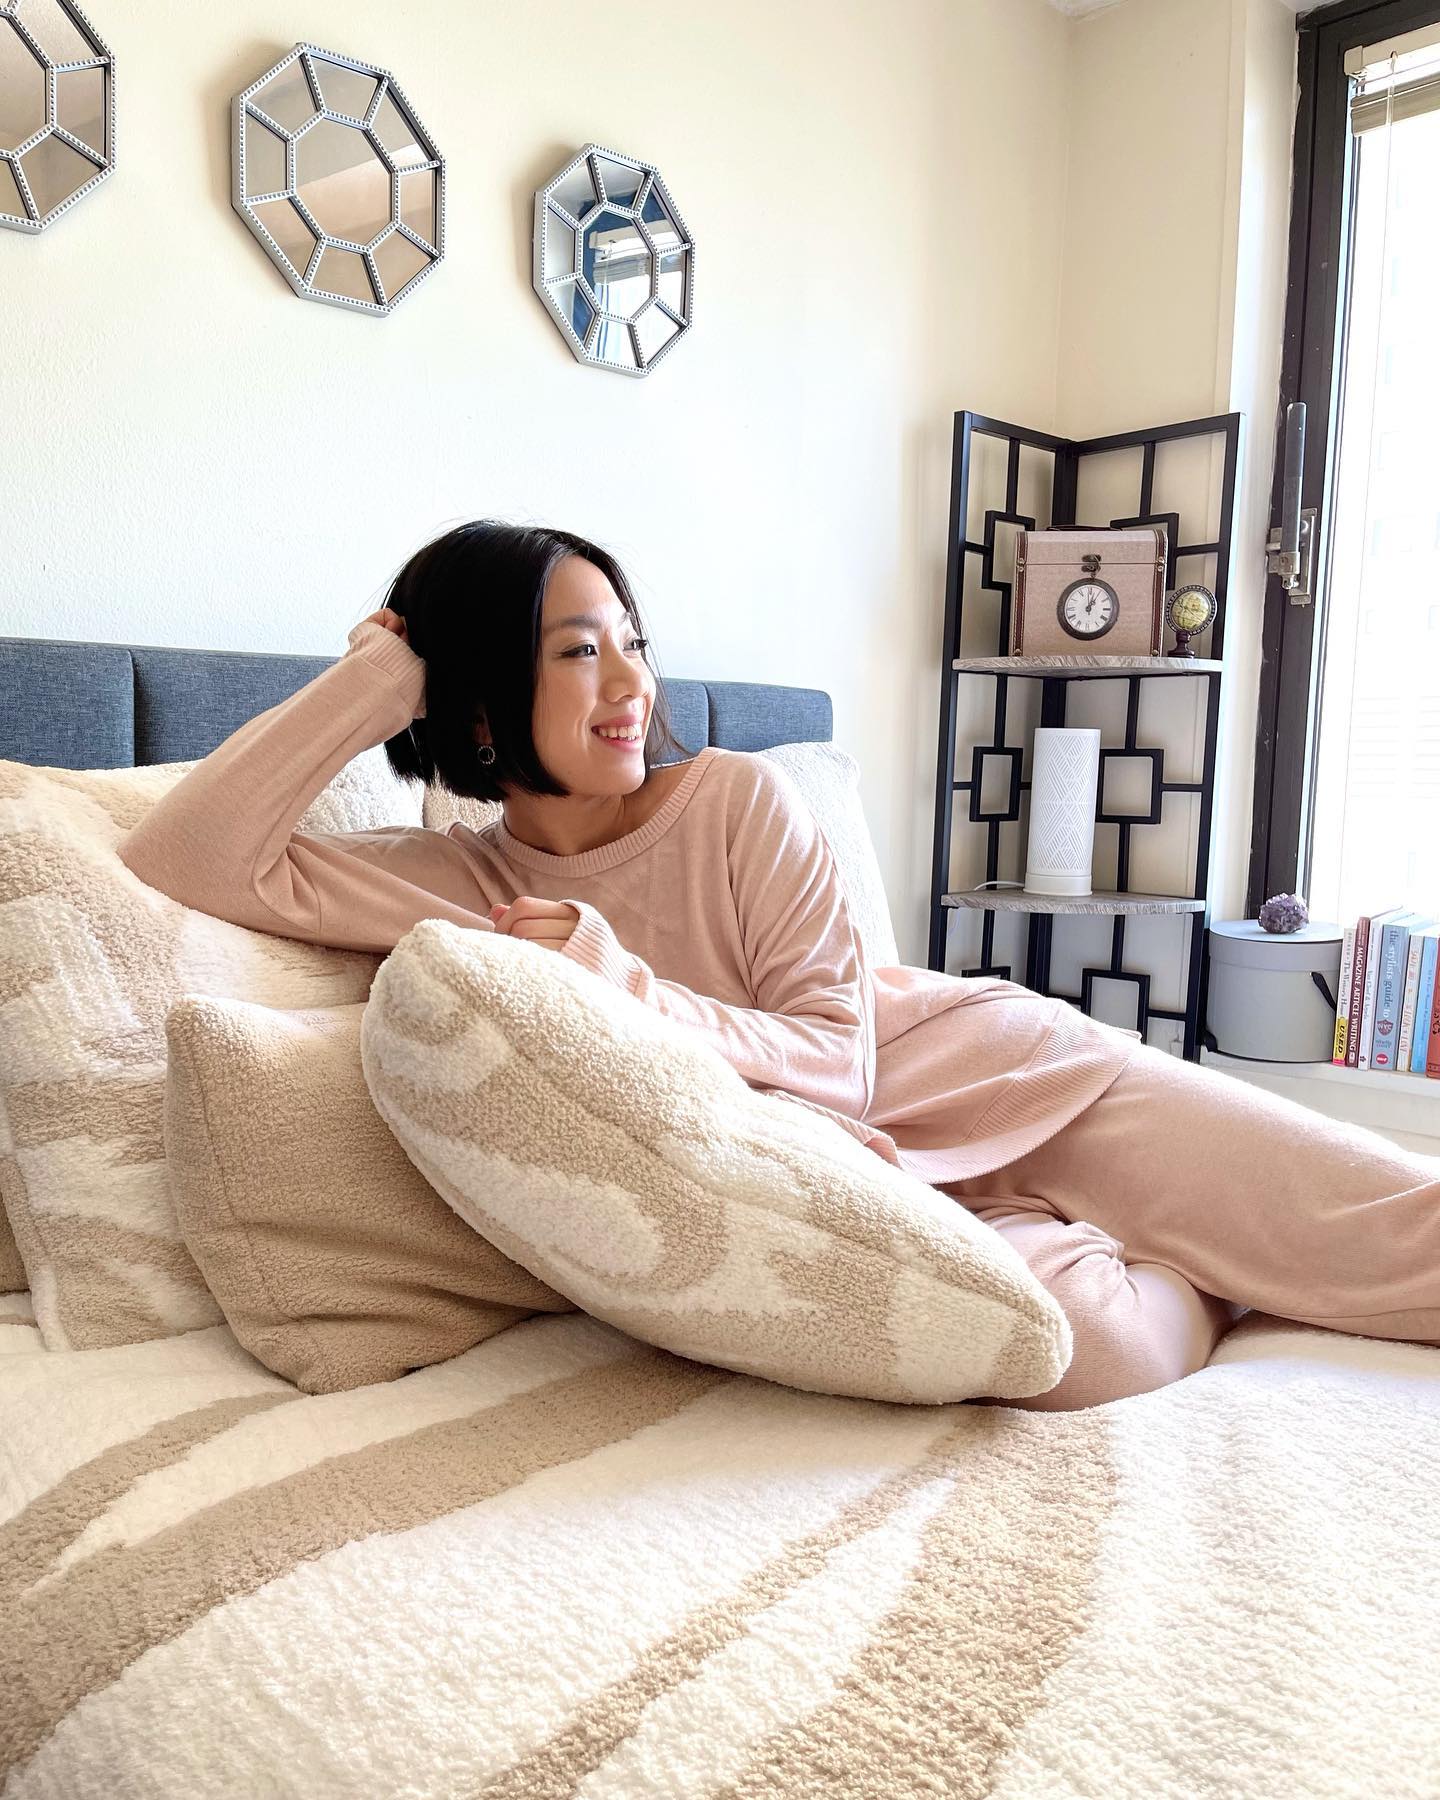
[529,554,656,795]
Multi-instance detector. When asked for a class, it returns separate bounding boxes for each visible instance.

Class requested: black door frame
[1246,0,1440,913]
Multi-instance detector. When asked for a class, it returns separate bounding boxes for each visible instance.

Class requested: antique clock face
[1057,577,1119,640]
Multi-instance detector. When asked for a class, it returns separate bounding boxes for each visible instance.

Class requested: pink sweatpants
[941,1042,1440,1412]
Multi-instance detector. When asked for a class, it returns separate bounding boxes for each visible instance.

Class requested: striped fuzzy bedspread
[2,1303,1438,1799]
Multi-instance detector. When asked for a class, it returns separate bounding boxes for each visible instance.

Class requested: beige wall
[1056,0,1237,438]
[1051,0,1296,930]
[1,0,1297,964]
[0,0,1072,965]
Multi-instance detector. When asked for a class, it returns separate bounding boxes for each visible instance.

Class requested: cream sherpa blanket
[1,1307,1438,1798]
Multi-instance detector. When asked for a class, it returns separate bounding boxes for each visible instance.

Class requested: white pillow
[300,741,424,833]
[360,918,1072,1405]
[755,741,898,968]
[421,782,501,835]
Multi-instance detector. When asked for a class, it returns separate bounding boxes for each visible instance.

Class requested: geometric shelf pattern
[980,506,1035,654]
[231,43,443,316]
[930,409,1241,1059]
[532,142,694,377]
[1082,967,1151,1036]
[0,0,114,235]
[1096,747,1164,825]
[968,745,1023,824]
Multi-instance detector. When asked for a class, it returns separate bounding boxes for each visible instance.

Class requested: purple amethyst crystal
[1258,892,1309,933]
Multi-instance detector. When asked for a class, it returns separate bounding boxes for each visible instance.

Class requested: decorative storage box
[1011,527,1168,657]
[1204,920,1344,1064]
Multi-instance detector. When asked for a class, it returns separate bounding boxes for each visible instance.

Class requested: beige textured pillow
[163,997,573,1393]
[0,750,422,1352]
[360,919,1072,1405]
[0,1212,23,1294]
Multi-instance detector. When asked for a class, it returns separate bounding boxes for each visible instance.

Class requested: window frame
[1246,0,1440,914]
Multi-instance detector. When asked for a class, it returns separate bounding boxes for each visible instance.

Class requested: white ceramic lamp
[1023,727,1101,898]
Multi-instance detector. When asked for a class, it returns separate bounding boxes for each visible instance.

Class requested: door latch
[1265,401,1316,606]
[1267,508,1317,605]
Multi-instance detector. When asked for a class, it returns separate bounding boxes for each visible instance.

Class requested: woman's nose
[602,662,645,698]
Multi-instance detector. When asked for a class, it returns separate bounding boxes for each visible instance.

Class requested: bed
[2,631,1438,1800]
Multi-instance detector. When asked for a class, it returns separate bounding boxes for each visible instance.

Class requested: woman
[118,522,1440,1411]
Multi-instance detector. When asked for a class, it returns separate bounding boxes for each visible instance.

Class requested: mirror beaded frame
[231,42,444,317]
[532,143,695,377]
[0,0,114,234]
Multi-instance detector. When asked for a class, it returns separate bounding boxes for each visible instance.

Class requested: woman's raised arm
[116,616,496,953]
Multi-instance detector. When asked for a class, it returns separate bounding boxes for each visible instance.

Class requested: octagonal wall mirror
[533,144,694,376]
[0,0,114,234]
[232,43,443,315]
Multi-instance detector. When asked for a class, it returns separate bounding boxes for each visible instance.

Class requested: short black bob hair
[376,521,695,805]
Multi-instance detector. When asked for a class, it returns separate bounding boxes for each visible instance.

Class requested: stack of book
[1332,907,1440,1075]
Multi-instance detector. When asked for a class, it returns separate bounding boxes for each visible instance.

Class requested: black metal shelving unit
[929,409,1242,1061]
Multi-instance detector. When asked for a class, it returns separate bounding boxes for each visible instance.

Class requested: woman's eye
[565,638,649,658]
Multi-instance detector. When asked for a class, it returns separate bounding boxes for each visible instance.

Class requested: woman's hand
[350,608,424,717]
[358,606,409,644]
[488,897,579,951]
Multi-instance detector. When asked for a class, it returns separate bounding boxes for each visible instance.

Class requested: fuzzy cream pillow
[0,748,422,1350]
[360,919,1072,1405]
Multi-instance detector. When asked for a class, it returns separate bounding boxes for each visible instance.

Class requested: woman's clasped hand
[486,896,580,951]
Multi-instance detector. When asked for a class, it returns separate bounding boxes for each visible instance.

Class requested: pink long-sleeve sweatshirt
[116,620,1138,1189]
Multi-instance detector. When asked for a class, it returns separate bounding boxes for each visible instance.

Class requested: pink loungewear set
[117,620,1440,1409]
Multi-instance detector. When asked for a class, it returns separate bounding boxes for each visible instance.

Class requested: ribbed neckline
[490,744,722,875]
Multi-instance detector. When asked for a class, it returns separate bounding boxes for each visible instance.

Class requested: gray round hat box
[1205,920,1344,1063]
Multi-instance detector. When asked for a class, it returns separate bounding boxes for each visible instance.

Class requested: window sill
[1200,1049,1440,1156]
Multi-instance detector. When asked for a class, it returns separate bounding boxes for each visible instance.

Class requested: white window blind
[1307,22,1440,926]
[1348,21,1440,132]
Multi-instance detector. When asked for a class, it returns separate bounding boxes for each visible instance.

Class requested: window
[1248,0,1440,925]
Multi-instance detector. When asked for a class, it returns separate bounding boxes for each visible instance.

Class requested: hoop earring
[476,744,496,767]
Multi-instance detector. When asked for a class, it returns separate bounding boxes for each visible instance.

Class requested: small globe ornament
[1258,892,1309,934]
[1165,583,1217,657]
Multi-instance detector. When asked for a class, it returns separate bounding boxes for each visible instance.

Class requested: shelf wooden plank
[951,655,1223,678]
[1202,1049,1440,1093]
[943,889,1205,916]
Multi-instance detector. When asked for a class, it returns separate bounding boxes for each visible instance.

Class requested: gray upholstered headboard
[0,635,831,769]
